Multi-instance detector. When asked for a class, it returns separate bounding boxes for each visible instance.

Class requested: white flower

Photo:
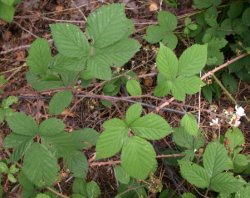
[210,118,219,126]
[230,119,241,127]
[235,105,246,117]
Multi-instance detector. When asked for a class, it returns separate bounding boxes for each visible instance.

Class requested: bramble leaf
[6,112,38,136]
[156,44,178,80]
[64,151,88,178]
[39,118,65,136]
[121,136,157,179]
[180,113,199,136]
[50,23,89,58]
[86,4,128,48]
[210,172,245,193]
[126,79,142,96]
[144,11,178,49]
[203,142,228,177]
[114,165,130,184]
[225,128,245,150]
[49,90,73,115]
[179,161,209,188]
[178,44,207,76]
[96,119,128,159]
[130,113,172,140]
[27,38,51,75]
[125,103,142,125]
[23,143,59,187]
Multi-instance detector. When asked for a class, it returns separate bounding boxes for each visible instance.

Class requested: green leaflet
[130,113,172,140]
[154,44,206,101]
[49,90,73,115]
[114,165,130,184]
[203,142,229,177]
[156,44,178,80]
[193,0,221,9]
[173,127,205,150]
[27,38,52,75]
[39,118,65,136]
[225,128,245,150]
[178,44,207,76]
[125,103,142,125]
[121,136,157,179]
[50,23,89,58]
[71,128,99,150]
[96,119,128,159]
[23,143,59,187]
[180,113,199,136]
[64,151,88,178]
[72,179,101,198]
[179,161,209,188]
[86,4,128,48]
[144,11,178,49]
[210,172,246,193]
[0,1,15,22]
[126,79,142,96]
[6,112,38,136]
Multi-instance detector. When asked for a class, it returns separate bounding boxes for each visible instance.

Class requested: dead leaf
[61,109,75,117]
[55,5,64,12]
[149,1,158,12]
[16,50,26,61]
[144,77,153,87]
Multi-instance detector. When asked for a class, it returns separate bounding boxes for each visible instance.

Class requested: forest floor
[0,0,250,197]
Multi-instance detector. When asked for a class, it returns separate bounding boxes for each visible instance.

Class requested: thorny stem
[90,153,186,167]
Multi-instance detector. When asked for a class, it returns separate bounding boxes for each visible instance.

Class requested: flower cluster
[210,105,246,128]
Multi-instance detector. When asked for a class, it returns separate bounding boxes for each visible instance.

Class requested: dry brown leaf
[16,50,26,61]
[55,5,64,12]
[149,1,158,12]
[61,109,75,117]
